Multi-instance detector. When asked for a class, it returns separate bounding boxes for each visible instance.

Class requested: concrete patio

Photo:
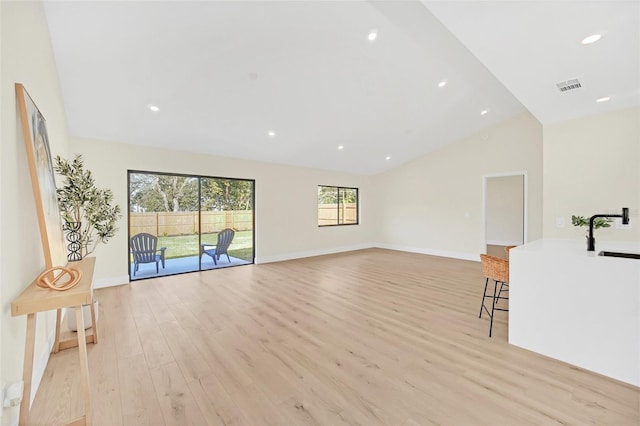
[130,254,252,280]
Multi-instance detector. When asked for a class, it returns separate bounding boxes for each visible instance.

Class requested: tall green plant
[54,154,122,257]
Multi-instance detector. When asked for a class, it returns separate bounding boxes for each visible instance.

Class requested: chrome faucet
[588,207,629,251]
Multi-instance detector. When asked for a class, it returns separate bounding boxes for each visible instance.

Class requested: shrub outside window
[318,186,358,226]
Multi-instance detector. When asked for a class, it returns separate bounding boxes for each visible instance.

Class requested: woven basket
[480,254,509,283]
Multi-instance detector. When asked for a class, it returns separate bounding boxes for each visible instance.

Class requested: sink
[598,251,640,260]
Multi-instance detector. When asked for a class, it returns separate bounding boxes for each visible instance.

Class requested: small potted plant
[571,215,612,247]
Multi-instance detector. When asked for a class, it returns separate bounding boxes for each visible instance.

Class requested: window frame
[317,185,359,227]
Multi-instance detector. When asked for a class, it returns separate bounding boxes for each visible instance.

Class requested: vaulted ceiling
[44,1,639,175]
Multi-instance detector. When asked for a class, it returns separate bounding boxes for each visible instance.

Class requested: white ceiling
[43,1,639,175]
[424,0,640,124]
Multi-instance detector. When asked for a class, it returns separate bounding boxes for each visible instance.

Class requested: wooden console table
[11,257,98,426]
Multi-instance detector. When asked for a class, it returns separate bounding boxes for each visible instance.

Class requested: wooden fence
[318,203,357,226]
[130,211,253,236]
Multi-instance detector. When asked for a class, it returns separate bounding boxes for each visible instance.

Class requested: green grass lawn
[157,230,254,262]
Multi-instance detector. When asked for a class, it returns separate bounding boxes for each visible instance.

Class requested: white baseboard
[256,243,375,264]
[374,243,480,262]
[94,275,129,289]
[486,240,523,246]
[96,243,476,284]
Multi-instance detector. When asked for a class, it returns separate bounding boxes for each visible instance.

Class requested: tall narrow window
[318,186,359,226]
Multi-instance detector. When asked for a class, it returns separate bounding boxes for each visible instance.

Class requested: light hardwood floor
[29,249,639,425]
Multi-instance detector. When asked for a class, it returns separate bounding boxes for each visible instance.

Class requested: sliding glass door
[128,171,254,280]
[200,177,254,271]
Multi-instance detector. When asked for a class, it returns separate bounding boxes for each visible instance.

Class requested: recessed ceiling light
[596,96,611,103]
[438,80,447,88]
[480,109,489,115]
[268,131,275,137]
[148,104,160,112]
[385,156,391,160]
[368,31,377,41]
[581,33,602,45]
[338,145,344,150]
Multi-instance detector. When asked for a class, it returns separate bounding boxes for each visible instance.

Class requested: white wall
[72,137,375,285]
[485,175,524,245]
[543,107,640,242]
[0,1,3,419]
[373,112,543,260]
[0,1,71,422]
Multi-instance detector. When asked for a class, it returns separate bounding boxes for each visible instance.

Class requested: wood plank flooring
[28,249,639,425]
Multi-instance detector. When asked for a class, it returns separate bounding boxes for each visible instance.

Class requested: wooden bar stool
[479,254,509,337]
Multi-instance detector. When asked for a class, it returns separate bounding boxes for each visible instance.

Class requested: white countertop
[509,238,640,386]
[513,238,640,258]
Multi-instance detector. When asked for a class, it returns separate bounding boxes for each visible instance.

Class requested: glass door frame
[127,169,255,281]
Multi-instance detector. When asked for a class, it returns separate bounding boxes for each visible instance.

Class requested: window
[318,186,358,226]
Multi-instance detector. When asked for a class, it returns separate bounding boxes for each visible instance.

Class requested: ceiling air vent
[556,78,582,92]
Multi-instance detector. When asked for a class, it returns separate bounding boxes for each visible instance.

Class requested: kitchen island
[509,239,640,387]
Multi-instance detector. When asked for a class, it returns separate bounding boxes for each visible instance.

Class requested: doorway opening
[483,173,526,258]
[128,170,255,280]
